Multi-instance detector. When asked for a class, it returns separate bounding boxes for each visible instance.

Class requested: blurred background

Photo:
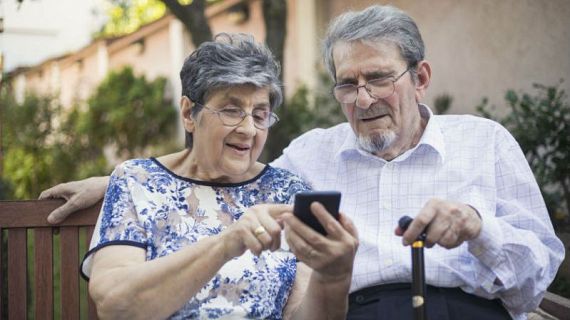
[0,0,569,299]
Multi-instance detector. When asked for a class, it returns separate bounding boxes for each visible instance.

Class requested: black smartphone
[293,191,341,235]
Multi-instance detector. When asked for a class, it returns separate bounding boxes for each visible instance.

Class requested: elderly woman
[79,33,358,319]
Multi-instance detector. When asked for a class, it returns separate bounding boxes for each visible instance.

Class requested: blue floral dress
[81,158,311,319]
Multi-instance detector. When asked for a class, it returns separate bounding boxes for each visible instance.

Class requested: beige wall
[321,0,570,114]
[57,45,101,108]
[109,27,173,81]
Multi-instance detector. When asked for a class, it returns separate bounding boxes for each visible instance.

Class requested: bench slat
[86,226,99,320]
[0,227,3,319]
[0,200,98,228]
[35,228,54,319]
[8,228,28,319]
[60,226,80,320]
[540,291,570,319]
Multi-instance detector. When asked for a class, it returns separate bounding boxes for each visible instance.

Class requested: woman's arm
[283,203,359,320]
[90,233,232,320]
[90,204,292,320]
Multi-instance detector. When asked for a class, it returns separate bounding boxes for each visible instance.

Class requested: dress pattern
[81,158,311,319]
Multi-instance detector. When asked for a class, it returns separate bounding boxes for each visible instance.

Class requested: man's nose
[355,86,376,109]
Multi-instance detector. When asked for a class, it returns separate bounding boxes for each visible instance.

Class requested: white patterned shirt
[271,104,564,320]
[82,159,311,319]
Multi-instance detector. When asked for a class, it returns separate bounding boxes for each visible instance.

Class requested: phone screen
[293,191,341,235]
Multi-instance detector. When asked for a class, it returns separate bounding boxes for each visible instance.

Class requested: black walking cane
[399,216,427,320]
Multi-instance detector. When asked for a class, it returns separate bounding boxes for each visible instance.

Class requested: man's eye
[336,81,357,88]
[368,78,392,88]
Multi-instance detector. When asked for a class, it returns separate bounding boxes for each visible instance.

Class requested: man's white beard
[357,131,397,153]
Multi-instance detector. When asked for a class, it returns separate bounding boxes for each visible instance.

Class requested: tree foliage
[98,0,167,37]
[0,67,177,199]
[477,81,570,228]
[1,91,67,198]
[80,66,177,159]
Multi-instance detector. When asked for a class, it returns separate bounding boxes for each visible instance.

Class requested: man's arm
[39,176,110,223]
[457,127,565,313]
[397,125,565,314]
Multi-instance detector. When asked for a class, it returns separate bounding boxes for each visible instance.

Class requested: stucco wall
[109,27,173,82]
[58,49,101,108]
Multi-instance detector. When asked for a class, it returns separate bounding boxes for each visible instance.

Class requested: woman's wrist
[311,270,352,290]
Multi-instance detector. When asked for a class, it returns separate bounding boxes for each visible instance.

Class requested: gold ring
[254,226,267,237]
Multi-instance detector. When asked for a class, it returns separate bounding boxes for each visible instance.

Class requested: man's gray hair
[322,5,425,81]
[180,33,282,148]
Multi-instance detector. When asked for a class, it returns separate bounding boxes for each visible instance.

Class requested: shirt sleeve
[465,125,565,314]
[81,162,147,279]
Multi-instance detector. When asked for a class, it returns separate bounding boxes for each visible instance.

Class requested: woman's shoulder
[259,165,312,192]
[112,158,159,176]
[109,158,175,189]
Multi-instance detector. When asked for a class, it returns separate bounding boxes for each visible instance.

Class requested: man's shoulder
[434,114,504,134]
[290,122,352,146]
[432,114,516,151]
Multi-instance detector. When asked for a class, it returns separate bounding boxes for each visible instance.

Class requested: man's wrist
[465,203,483,240]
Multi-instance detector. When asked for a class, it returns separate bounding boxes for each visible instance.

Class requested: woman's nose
[235,115,257,136]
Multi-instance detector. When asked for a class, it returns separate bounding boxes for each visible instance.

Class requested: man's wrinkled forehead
[332,40,404,78]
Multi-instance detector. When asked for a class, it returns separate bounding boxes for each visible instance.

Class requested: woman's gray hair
[180,33,282,148]
[322,5,425,81]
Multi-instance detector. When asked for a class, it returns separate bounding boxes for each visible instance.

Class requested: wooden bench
[0,199,101,320]
[1,200,569,320]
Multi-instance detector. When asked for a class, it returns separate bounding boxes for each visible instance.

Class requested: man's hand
[395,198,482,249]
[39,176,110,224]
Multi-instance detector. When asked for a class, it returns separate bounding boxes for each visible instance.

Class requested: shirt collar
[335,104,446,162]
[415,104,446,163]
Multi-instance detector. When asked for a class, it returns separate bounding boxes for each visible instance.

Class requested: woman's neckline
[149,157,270,187]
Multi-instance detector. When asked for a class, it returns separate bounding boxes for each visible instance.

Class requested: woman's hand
[282,203,358,320]
[220,204,292,259]
[284,202,359,282]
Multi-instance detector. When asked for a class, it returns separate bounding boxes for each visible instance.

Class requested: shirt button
[355,295,365,303]
[472,246,483,256]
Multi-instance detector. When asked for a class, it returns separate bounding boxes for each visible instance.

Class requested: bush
[0,67,177,199]
[477,82,570,230]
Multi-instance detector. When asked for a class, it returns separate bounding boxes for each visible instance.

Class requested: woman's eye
[252,111,269,121]
[221,108,243,117]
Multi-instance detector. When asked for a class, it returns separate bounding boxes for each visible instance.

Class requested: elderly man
[41,5,563,320]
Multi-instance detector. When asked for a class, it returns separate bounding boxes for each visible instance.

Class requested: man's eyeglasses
[332,68,412,104]
[196,103,279,130]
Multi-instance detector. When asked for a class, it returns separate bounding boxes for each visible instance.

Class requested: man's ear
[414,60,432,101]
[180,96,195,132]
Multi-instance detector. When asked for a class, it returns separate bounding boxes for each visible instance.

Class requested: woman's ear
[414,60,432,102]
[180,96,195,132]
